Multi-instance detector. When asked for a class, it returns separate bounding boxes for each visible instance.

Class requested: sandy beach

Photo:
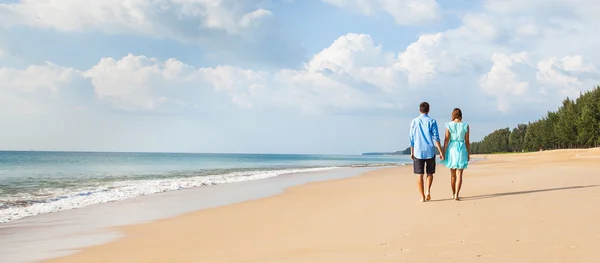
[42,148,600,263]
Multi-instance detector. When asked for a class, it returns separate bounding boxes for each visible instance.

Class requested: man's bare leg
[454,169,464,201]
[425,174,433,200]
[417,174,426,202]
[450,169,457,197]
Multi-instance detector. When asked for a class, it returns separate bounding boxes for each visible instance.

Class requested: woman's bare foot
[453,195,460,201]
[425,192,431,201]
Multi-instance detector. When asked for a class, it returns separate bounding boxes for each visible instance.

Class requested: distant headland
[362,147,441,156]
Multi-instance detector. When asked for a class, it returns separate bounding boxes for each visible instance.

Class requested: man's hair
[419,102,430,113]
[452,108,463,120]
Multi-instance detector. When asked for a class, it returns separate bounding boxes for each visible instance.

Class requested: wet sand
[1,167,379,263]
[43,148,600,263]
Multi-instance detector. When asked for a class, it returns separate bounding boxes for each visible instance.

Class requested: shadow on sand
[427,185,598,202]
[463,185,598,201]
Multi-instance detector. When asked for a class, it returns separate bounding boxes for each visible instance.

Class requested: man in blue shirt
[409,102,444,202]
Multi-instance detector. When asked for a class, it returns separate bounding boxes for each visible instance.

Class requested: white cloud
[77,33,406,114]
[482,0,600,18]
[307,33,394,73]
[1,0,600,156]
[0,33,409,116]
[479,52,534,112]
[0,62,85,115]
[478,52,600,113]
[395,33,464,86]
[2,0,600,152]
[0,1,306,68]
[322,0,441,25]
[0,0,272,40]
[84,55,200,111]
[239,8,273,28]
[0,38,8,59]
[197,65,269,109]
[305,33,400,92]
[3,16,600,118]
[536,56,598,97]
[355,0,600,114]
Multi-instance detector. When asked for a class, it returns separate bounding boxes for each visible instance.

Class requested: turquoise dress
[440,121,469,169]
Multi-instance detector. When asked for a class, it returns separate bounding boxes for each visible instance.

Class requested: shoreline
[1,161,407,225]
[40,148,600,263]
[1,166,387,263]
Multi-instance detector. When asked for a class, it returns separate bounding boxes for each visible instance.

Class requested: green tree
[509,124,527,152]
[523,121,543,151]
[576,88,600,147]
[542,111,559,149]
[471,86,600,153]
[554,98,579,148]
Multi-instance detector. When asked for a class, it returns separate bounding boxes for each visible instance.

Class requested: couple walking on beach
[409,102,470,202]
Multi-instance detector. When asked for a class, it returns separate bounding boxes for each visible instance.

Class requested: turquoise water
[0,151,410,223]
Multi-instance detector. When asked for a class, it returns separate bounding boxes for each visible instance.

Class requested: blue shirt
[409,114,441,159]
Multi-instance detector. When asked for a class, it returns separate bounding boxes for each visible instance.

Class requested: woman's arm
[443,128,450,155]
[465,126,471,160]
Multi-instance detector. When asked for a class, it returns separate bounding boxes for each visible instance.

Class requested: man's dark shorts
[413,157,436,175]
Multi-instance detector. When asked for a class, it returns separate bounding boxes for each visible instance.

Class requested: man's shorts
[413,157,436,175]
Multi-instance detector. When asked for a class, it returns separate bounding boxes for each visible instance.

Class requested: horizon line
[0,149,403,156]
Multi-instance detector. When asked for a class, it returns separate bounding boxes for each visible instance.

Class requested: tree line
[470,86,600,154]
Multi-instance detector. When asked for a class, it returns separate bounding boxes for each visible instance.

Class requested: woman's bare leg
[454,169,464,200]
[450,169,457,197]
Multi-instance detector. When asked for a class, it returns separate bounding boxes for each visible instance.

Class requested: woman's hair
[451,108,462,120]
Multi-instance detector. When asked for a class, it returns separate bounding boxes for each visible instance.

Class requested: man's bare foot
[425,192,431,201]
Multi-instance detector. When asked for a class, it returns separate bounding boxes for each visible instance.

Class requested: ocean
[0,151,410,224]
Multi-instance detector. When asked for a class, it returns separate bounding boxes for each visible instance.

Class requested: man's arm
[431,120,444,160]
[434,142,444,160]
[409,120,415,160]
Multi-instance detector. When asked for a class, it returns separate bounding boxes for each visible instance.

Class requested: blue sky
[1,0,599,154]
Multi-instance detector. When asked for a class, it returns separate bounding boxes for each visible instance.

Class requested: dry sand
[43,148,600,263]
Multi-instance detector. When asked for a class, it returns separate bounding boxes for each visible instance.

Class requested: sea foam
[0,167,336,224]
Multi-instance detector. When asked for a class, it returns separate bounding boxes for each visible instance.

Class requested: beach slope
[44,148,600,263]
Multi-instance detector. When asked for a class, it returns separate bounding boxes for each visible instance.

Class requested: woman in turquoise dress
[439,108,471,201]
